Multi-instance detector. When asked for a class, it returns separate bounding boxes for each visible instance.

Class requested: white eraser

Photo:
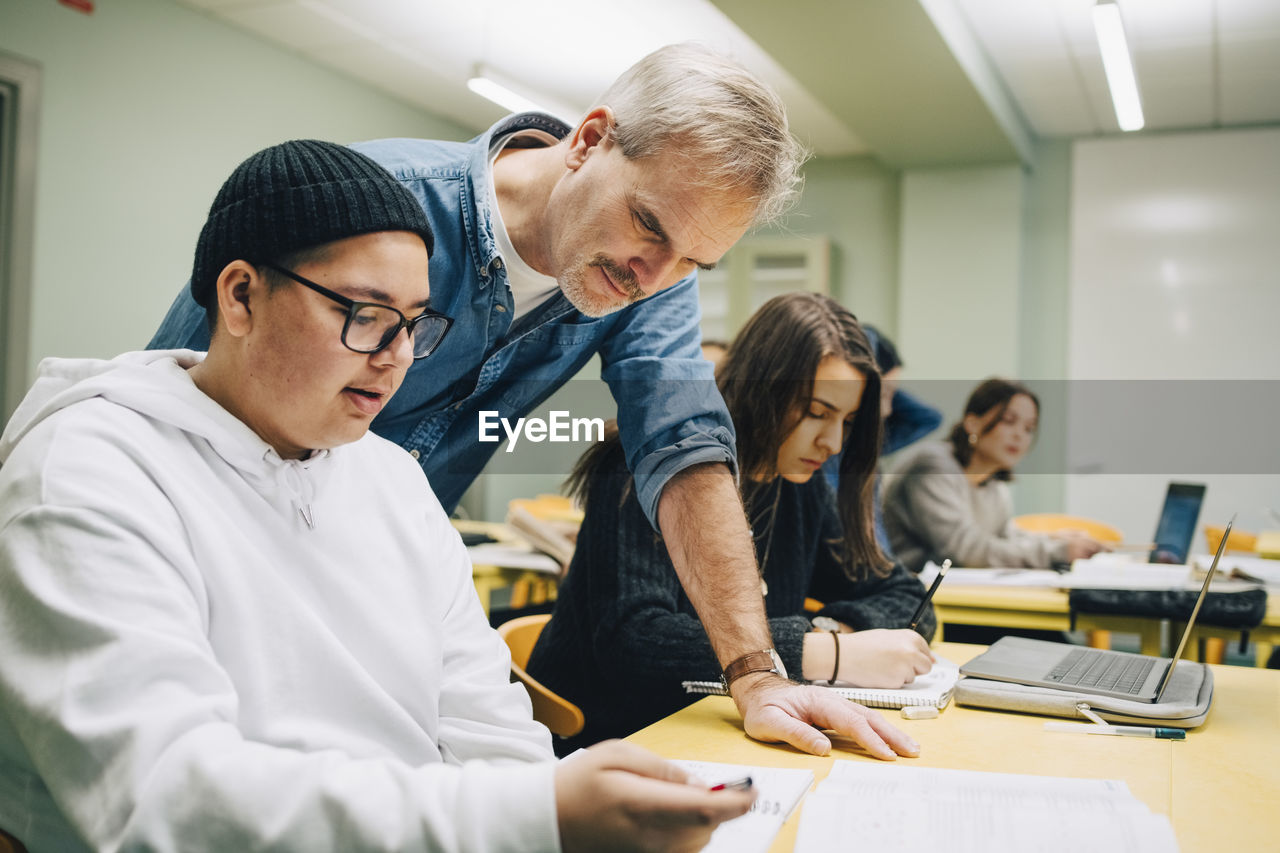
[901,706,939,720]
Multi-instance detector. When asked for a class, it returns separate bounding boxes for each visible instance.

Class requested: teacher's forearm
[656,463,771,664]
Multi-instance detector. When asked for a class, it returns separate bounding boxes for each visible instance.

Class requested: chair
[496,614,585,738]
[1204,524,1257,554]
[1011,513,1123,544]
[1013,514,1123,650]
[1256,530,1280,560]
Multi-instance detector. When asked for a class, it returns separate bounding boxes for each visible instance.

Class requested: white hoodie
[0,351,558,852]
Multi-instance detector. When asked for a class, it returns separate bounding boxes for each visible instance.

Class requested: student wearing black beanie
[0,138,754,852]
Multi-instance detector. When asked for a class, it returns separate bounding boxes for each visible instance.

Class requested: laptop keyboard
[1047,649,1157,694]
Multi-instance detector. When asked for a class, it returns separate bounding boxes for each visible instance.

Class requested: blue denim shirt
[148,114,736,525]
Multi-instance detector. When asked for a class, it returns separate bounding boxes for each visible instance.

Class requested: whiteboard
[1065,127,1280,549]
[1068,127,1280,381]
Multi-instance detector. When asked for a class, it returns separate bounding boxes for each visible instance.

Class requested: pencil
[909,559,950,633]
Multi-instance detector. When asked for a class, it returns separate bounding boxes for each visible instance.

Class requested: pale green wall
[0,0,471,387]
[785,151,1073,515]
[1018,139,1071,381]
[1014,139,1072,513]
[756,155,901,334]
[897,164,1023,380]
[772,142,1073,387]
[1,0,1079,520]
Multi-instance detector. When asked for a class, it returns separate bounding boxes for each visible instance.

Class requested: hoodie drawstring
[269,454,319,530]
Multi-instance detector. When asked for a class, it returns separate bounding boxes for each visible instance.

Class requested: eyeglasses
[262,263,453,360]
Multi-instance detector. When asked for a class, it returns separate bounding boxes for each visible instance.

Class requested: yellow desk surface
[627,642,1280,853]
[934,583,1280,665]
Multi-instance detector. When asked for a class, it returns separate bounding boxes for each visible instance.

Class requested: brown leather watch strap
[721,649,781,690]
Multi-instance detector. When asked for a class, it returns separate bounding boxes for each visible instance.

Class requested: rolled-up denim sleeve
[598,273,737,529]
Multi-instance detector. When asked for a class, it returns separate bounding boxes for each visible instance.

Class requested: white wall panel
[898,165,1023,380]
[1065,128,1280,550]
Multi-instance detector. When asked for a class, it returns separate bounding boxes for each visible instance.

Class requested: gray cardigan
[882,442,1068,573]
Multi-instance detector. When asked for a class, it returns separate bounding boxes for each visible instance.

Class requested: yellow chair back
[1012,513,1123,543]
[496,614,585,738]
[1204,524,1257,554]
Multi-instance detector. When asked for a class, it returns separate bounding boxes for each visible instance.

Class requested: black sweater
[526,447,936,753]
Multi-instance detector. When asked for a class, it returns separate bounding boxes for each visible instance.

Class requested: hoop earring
[968,432,978,446]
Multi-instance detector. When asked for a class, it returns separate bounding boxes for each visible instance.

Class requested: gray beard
[557,268,635,318]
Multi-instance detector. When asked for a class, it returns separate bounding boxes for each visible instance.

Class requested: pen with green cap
[1043,721,1185,740]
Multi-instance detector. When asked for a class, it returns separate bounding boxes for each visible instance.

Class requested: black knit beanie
[190,139,434,309]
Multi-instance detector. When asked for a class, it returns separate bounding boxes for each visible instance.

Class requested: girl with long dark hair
[527,293,935,752]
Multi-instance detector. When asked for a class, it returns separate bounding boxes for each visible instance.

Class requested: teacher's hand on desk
[555,740,755,853]
[730,672,922,759]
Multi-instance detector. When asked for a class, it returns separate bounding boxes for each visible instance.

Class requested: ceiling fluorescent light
[467,65,567,119]
[1092,0,1144,131]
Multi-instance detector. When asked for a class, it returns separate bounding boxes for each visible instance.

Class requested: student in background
[0,141,754,852]
[882,377,1109,574]
[528,293,934,754]
[863,325,943,457]
[821,324,942,553]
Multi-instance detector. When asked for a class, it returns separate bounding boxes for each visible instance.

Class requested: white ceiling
[174,0,1280,166]
[956,0,1280,136]
[174,0,866,154]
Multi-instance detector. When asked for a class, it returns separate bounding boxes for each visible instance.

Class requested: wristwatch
[720,648,787,692]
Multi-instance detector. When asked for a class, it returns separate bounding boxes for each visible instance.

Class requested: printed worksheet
[795,763,1177,853]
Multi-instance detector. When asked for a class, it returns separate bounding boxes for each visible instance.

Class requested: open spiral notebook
[673,759,814,853]
[682,657,959,709]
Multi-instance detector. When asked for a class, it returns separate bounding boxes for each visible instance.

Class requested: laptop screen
[1149,482,1206,564]
[1154,514,1233,701]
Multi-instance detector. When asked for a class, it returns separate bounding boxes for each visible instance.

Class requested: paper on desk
[1063,561,1194,590]
[672,760,814,853]
[794,763,1177,853]
[920,561,1063,587]
[1067,558,1262,591]
[921,559,1258,591]
[465,543,561,574]
[1192,552,1280,587]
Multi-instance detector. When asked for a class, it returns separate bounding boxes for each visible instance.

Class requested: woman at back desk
[882,378,1109,574]
[527,293,935,753]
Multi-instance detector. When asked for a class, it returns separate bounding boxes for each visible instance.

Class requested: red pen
[710,776,754,792]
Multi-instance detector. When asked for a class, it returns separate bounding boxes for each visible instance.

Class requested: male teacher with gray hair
[150,43,919,759]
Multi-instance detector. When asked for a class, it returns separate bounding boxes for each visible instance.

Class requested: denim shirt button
[494,303,508,313]
[492,258,504,270]
[409,449,420,460]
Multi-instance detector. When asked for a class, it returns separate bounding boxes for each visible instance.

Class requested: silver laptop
[959,517,1234,703]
